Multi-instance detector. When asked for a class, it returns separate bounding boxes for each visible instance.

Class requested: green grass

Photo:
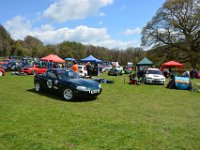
[0,73,200,150]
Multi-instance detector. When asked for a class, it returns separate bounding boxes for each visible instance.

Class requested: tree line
[0,25,144,65]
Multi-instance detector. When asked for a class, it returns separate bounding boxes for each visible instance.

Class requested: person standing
[72,61,78,73]
[47,61,51,69]
[86,62,92,78]
[190,67,194,79]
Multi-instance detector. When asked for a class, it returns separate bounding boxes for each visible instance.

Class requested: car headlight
[99,84,102,88]
[76,86,87,91]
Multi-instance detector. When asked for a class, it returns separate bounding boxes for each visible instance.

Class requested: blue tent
[80,55,102,63]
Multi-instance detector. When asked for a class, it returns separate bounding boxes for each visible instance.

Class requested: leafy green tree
[85,45,112,62]
[11,40,29,56]
[141,0,200,67]
[58,41,73,58]
[0,25,13,56]
[44,44,57,56]
[124,47,144,65]
[69,41,86,60]
[58,41,86,60]
[24,36,45,57]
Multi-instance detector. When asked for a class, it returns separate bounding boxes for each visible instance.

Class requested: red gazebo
[41,54,65,63]
[161,61,184,71]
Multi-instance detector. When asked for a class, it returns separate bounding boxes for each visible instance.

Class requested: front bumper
[145,79,165,85]
[74,88,102,98]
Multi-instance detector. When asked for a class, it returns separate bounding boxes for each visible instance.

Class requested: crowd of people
[70,61,98,78]
[40,60,99,78]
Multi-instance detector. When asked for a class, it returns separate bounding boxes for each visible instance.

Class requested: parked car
[34,69,102,101]
[0,67,5,76]
[0,58,12,65]
[3,61,22,71]
[108,67,123,76]
[143,68,165,85]
[20,65,48,75]
[77,65,88,77]
[124,67,133,74]
[104,65,112,71]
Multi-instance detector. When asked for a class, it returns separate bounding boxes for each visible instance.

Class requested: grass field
[0,72,200,150]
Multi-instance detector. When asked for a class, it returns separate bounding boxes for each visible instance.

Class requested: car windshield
[145,70,162,75]
[57,70,79,79]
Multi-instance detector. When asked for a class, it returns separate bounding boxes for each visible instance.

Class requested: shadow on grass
[27,88,97,103]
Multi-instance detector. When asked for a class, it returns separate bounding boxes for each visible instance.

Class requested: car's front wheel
[35,81,42,92]
[63,88,74,101]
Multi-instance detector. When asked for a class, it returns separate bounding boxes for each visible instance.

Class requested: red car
[20,65,48,75]
[0,58,12,65]
[0,67,5,76]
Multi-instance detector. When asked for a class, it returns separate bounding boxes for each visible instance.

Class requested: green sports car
[34,68,102,101]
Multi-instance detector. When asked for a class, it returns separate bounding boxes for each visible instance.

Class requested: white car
[78,65,88,77]
[143,68,165,85]
[115,66,123,72]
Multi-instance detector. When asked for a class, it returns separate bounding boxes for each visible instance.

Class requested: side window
[47,71,58,79]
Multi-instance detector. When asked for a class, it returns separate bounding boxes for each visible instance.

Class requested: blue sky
[0,0,166,49]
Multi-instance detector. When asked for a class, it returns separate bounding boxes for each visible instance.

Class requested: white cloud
[122,27,142,36]
[35,24,54,32]
[4,16,32,40]
[92,39,140,49]
[4,16,140,49]
[99,12,106,16]
[43,0,113,22]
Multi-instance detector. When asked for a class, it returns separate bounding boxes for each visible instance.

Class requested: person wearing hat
[72,61,78,73]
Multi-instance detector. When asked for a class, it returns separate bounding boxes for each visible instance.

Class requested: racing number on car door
[46,71,59,89]
[47,79,53,88]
